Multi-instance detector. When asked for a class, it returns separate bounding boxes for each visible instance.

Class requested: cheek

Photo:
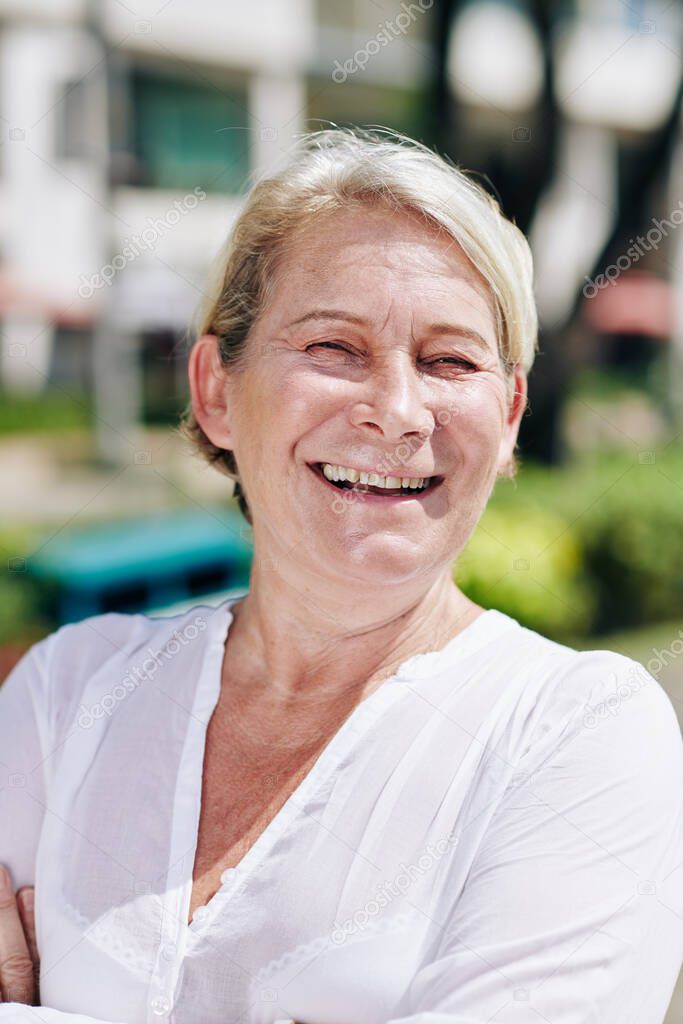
[234,372,341,496]
[233,367,314,448]
[441,382,508,453]
[276,369,354,449]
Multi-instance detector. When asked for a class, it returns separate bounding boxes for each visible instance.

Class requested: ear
[496,367,528,475]
[187,334,236,451]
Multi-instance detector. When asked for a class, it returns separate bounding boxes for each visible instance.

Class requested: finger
[0,866,34,1005]
[16,888,38,1001]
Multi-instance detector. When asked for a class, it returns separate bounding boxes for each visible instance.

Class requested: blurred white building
[0,0,432,458]
[0,0,316,458]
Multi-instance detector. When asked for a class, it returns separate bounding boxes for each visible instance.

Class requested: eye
[426,357,478,371]
[305,341,354,355]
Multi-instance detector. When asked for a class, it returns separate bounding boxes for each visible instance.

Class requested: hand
[0,865,39,1004]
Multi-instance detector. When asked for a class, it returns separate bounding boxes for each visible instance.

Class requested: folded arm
[0,643,127,1023]
[385,660,683,1024]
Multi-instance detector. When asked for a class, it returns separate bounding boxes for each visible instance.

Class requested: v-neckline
[165,594,509,940]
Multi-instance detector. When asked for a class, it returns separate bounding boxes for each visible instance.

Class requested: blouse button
[220,868,236,884]
[150,995,171,1016]
[161,943,175,961]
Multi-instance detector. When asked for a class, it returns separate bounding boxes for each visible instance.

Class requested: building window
[130,68,250,193]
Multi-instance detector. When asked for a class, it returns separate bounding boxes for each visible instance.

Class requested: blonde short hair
[180,127,538,524]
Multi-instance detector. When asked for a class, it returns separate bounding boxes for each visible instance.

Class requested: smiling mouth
[308,462,444,499]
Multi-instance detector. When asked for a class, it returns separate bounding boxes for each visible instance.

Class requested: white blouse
[0,594,682,1024]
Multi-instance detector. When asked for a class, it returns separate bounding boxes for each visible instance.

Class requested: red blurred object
[582,270,673,339]
[0,644,31,685]
[0,266,95,326]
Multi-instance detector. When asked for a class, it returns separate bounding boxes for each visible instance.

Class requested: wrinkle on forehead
[269,205,499,333]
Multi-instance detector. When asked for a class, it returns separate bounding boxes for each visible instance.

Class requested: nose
[347,352,435,443]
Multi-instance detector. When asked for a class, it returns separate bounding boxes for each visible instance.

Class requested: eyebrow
[422,322,494,353]
[285,309,494,352]
[285,309,369,328]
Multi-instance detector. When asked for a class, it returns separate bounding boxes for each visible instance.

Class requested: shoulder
[44,598,219,661]
[9,600,225,739]
[517,626,681,801]
[485,615,682,778]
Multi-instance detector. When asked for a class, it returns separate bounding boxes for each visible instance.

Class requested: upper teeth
[321,464,429,489]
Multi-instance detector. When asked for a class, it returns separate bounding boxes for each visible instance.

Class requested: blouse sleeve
[0,639,52,891]
[0,614,136,889]
[0,639,130,1024]
[385,657,683,1024]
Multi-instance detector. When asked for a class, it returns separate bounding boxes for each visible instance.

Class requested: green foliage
[0,391,91,435]
[455,505,595,640]
[0,525,53,646]
[454,446,683,641]
[0,576,49,647]
[576,458,683,633]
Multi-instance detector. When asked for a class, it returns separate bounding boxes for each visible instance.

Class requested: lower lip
[307,464,443,504]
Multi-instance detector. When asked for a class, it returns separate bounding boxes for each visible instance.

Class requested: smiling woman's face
[194,205,527,591]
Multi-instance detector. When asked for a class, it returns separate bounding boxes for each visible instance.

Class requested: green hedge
[0,391,91,435]
[455,446,683,639]
[455,504,595,640]
[0,525,52,646]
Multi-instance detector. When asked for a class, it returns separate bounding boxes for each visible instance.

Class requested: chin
[322,533,442,589]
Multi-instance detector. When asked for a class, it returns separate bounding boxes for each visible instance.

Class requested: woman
[0,128,681,1024]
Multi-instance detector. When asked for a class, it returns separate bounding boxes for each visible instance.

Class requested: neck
[223,559,482,708]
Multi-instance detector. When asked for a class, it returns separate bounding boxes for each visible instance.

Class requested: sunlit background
[1,0,682,1012]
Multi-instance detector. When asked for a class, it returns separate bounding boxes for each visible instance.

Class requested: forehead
[270,205,496,315]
